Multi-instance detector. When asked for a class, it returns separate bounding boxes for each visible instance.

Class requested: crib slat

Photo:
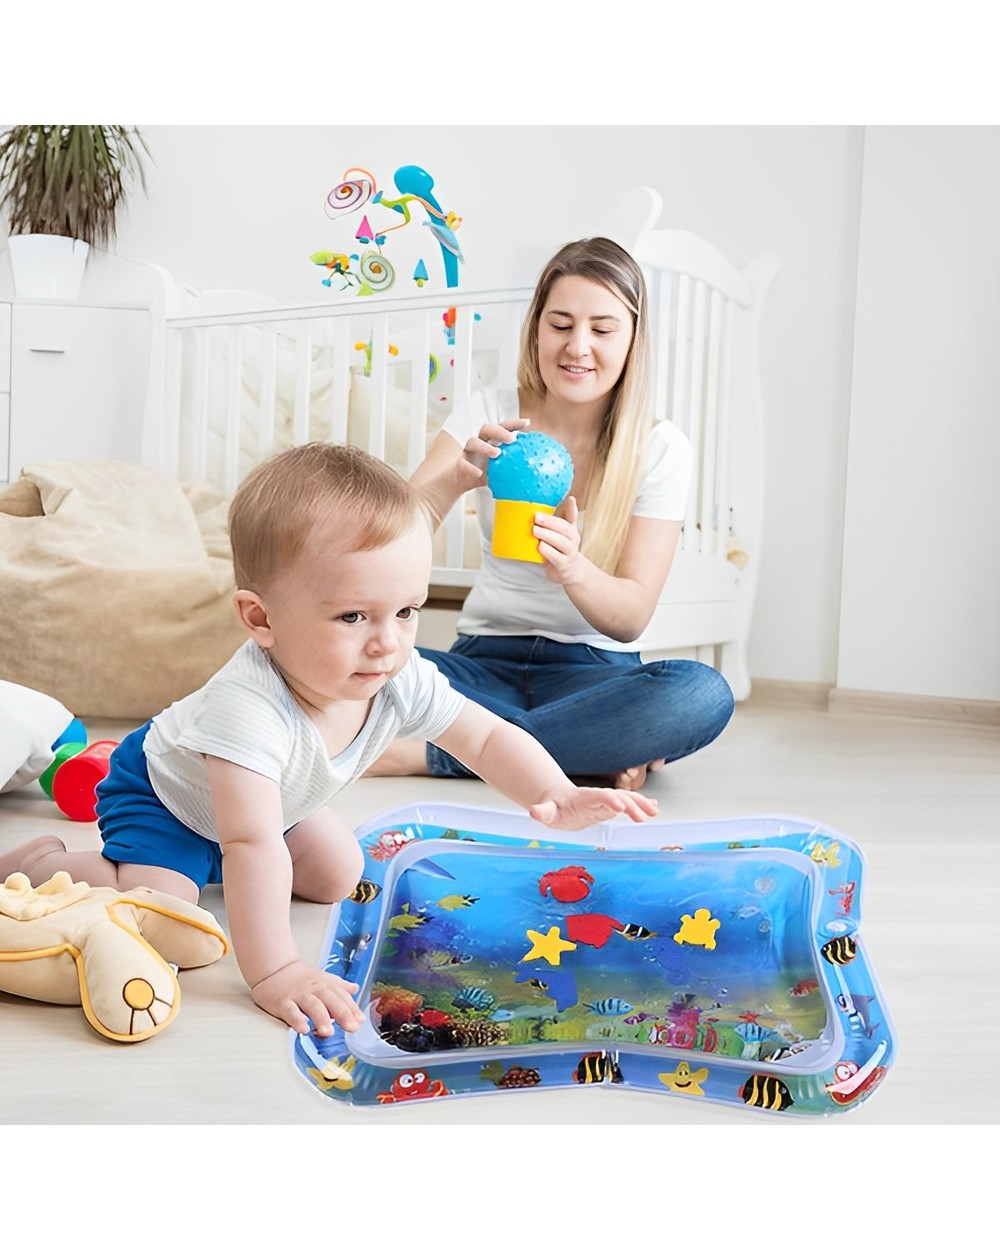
[685,280,707,553]
[700,290,722,555]
[328,318,351,445]
[292,321,312,446]
[408,312,432,475]
[224,325,242,495]
[367,316,390,460]
[715,298,736,558]
[496,300,522,389]
[161,328,182,478]
[258,326,277,459]
[442,305,478,569]
[189,330,211,481]
[652,271,673,425]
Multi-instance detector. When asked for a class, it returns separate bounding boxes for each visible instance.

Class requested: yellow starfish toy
[520,925,577,967]
[658,1060,710,1096]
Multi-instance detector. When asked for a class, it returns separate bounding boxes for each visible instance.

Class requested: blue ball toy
[486,432,573,506]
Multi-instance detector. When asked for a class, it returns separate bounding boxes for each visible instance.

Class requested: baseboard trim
[828,687,1000,726]
[745,679,833,709]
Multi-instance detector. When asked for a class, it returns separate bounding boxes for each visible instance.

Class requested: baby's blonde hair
[518,236,653,573]
[228,442,421,592]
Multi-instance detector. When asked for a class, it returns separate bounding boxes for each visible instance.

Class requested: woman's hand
[534,495,583,584]
[456,417,530,491]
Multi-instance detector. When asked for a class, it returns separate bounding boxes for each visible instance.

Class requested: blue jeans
[420,635,735,780]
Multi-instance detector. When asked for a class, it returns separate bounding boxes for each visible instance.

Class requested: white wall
[837,127,1000,702]
[100,125,862,689]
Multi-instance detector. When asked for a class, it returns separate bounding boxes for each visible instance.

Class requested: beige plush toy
[0,871,229,1042]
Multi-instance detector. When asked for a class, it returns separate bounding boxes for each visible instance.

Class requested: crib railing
[142,284,533,586]
[139,221,777,695]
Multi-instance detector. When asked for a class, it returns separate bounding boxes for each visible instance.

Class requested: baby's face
[260,513,432,709]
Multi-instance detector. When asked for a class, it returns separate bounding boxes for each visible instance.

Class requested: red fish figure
[375,1070,450,1102]
[539,865,595,904]
[565,912,624,949]
[790,978,820,997]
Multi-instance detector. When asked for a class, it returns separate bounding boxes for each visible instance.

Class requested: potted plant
[0,125,149,299]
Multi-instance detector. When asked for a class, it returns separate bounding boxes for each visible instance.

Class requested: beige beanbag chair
[0,460,245,719]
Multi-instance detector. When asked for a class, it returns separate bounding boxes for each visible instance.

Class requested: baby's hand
[529,786,658,832]
[250,959,365,1037]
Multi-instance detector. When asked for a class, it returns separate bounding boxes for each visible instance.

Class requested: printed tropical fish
[573,1052,624,1084]
[349,880,382,904]
[586,997,633,1016]
[821,935,858,966]
[790,978,820,997]
[452,986,497,1013]
[414,949,473,970]
[387,903,428,934]
[735,1021,781,1045]
[740,1073,795,1111]
[616,923,658,941]
[436,894,479,911]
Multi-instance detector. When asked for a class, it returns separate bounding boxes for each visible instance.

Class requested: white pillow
[0,680,75,794]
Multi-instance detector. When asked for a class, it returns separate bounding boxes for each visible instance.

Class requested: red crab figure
[539,865,595,904]
[375,1069,450,1102]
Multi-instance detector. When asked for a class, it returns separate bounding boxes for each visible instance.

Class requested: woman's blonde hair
[228,441,421,592]
[517,236,653,573]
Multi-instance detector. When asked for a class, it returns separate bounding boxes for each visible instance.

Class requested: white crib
[140,188,779,698]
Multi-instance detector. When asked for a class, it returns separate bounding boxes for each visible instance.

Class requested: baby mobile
[310,163,465,296]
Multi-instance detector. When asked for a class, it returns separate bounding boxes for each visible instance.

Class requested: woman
[369,236,735,789]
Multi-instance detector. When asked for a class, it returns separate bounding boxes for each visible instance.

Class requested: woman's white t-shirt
[442,389,693,652]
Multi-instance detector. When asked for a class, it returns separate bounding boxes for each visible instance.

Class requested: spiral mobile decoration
[325,167,376,218]
[358,250,396,292]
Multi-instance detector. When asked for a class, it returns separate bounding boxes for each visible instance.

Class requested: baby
[0,442,656,1036]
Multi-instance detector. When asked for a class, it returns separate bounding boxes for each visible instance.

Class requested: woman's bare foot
[364,739,431,778]
[0,835,68,884]
[571,760,666,792]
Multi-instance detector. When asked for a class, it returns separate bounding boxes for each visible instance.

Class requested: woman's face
[536,274,634,409]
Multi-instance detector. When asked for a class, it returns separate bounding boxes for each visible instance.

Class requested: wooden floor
[1,692,996,1127]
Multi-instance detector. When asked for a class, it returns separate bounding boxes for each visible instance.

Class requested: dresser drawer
[7,303,148,479]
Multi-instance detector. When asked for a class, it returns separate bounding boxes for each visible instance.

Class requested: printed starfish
[520,925,577,967]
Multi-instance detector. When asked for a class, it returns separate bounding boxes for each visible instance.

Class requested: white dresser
[0,298,149,485]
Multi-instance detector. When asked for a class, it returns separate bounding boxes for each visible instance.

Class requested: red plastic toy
[49,740,118,822]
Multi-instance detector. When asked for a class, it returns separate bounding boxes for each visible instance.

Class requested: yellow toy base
[491,500,555,563]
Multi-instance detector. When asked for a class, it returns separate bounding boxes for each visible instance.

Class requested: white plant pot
[7,233,90,300]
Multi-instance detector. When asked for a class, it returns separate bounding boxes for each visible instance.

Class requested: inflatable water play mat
[292,805,895,1116]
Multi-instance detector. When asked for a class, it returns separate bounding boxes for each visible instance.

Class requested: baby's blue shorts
[95,722,224,889]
